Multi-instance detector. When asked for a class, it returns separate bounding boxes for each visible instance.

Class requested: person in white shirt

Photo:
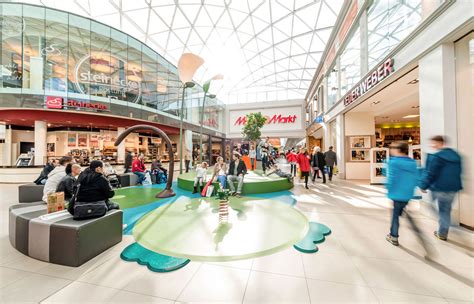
[193,162,208,193]
[248,145,256,170]
[42,156,73,202]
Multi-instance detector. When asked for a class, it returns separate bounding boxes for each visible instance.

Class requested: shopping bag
[143,172,152,185]
[201,179,213,197]
[47,192,65,213]
[333,166,339,175]
[206,185,214,197]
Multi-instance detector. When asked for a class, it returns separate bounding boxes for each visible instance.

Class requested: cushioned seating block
[118,174,130,187]
[18,183,44,203]
[118,173,138,187]
[9,203,123,267]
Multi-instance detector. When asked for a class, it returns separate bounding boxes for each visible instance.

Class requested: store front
[304,0,472,227]
[226,99,306,154]
[0,3,225,168]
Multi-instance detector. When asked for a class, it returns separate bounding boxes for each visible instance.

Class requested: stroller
[153,169,167,184]
[104,162,121,188]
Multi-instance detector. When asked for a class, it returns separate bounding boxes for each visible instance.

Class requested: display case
[370,147,389,184]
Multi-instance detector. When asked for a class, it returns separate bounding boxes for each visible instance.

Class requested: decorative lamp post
[177,53,204,174]
[199,74,223,163]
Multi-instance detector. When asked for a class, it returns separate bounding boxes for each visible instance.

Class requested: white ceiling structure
[18,0,345,104]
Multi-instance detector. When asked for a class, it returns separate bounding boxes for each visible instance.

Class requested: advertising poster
[67,133,76,147]
[78,133,88,147]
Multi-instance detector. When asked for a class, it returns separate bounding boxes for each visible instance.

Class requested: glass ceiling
[13,0,345,103]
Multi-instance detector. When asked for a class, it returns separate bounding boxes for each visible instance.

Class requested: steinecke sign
[344,58,394,107]
[234,114,297,126]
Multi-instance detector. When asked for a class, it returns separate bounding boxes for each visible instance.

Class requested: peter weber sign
[344,58,394,106]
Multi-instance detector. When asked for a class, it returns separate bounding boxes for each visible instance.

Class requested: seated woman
[68,160,119,216]
[213,156,227,189]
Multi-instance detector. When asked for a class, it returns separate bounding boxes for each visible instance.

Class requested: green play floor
[133,195,309,262]
[113,186,163,209]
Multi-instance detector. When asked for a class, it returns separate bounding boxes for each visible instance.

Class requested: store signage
[46,96,63,109]
[74,54,142,103]
[314,115,324,123]
[234,114,297,126]
[344,58,394,107]
[45,96,108,111]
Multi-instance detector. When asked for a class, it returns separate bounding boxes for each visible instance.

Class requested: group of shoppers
[193,152,247,197]
[294,146,338,189]
[38,156,119,218]
[386,135,463,246]
[125,152,168,185]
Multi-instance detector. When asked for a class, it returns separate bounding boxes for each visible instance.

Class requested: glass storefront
[0,3,225,132]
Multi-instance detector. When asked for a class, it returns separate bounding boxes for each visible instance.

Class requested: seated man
[132,153,147,184]
[266,163,294,183]
[43,156,73,202]
[68,160,119,216]
[56,163,81,201]
[227,152,247,197]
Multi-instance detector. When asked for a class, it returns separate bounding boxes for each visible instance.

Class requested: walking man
[419,135,463,241]
[324,146,337,181]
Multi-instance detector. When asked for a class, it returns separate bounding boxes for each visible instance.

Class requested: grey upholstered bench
[9,203,123,267]
[117,173,138,187]
[18,183,44,203]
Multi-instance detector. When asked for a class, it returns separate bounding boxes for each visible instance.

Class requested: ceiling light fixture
[408,78,419,84]
[371,100,381,106]
[403,114,420,119]
[411,105,420,109]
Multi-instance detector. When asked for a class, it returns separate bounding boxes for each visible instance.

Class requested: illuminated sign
[344,58,394,107]
[74,54,142,103]
[45,97,108,111]
[234,114,297,126]
[45,96,63,109]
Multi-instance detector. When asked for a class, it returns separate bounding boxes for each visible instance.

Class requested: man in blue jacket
[386,142,418,246]
[419,136,462,241]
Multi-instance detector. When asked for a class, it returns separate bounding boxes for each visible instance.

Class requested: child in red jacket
[286,149,298,177]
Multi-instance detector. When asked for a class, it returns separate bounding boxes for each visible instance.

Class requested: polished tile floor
[0,179,472,303]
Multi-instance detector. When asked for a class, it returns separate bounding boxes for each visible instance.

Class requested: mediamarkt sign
[344,58,394,106]
[234,114,297,125]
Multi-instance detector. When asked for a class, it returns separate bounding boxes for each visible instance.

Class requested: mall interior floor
[0,178,472,303]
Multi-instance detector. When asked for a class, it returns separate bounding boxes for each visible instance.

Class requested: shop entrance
[344,67,420,182]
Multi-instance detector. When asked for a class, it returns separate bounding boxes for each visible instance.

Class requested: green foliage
[242,112,266,142]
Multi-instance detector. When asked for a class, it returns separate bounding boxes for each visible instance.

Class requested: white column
[419,43,459,224]
[335,114,345,179]
[1,125,12,166]
[117,127,126,163]
[34,121,47,166]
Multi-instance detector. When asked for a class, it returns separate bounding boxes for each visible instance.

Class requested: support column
[117,127,126,164]
[1,125,12,166]
[335,114,345,179]
[34,121,47,166]
[419,43,459,224]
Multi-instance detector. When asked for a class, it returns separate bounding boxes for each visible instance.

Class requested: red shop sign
[45,96,63,109]
[234,114,297,126]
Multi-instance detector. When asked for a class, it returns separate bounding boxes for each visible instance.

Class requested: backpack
[69,183,107,220]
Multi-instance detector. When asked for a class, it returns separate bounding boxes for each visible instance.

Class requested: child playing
[193,162,208,193]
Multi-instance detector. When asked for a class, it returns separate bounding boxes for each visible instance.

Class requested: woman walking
[297,148,311,189]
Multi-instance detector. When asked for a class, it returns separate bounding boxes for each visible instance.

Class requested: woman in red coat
[296,148,311,189]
